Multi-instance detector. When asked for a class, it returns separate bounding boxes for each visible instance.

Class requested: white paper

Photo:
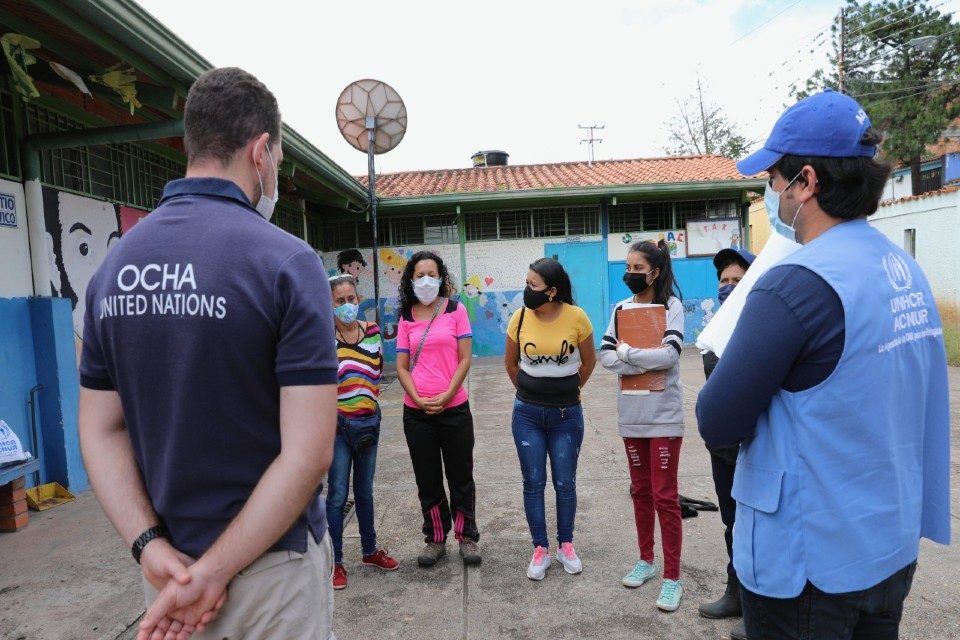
[695,233,803,358]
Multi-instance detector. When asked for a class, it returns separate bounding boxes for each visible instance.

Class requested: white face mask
[255,144,279,221]
[413,275,441,304]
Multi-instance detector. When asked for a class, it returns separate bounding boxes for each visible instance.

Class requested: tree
[664,77,751,159]
[791,0,960,194]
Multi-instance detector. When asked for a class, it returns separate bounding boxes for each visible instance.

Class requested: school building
[0,0,364,500]
[0,1,763,504]
[323,154,764,361]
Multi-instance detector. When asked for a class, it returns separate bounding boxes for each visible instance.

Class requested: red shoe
[362,549,400,571]
[332,564,348,590]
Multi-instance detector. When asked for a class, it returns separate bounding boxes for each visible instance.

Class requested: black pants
[741,562,917,640]
[703,350,738,576]
[403,402,479,544]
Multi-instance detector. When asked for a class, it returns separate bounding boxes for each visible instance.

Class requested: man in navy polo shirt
[698,90,950,639]
[79,67,338,639]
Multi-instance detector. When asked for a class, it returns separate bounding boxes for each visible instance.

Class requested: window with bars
[465,206,599,241]
[706,199,738,218]
[465,211,498,241]
[674,200,706,229]
[0,88,20,179]
[423,213,459,244]
[609,202,673,232]
[274,204,303,238]
[23,102,186,210]
[306,216,322,251]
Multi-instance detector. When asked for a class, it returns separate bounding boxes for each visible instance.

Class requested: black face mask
[623,272,652,295]
[523,286,552,310]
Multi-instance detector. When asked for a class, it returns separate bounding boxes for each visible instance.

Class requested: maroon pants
[624,437,683,580]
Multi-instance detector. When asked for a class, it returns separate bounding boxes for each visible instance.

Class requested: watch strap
[131,524,168,564]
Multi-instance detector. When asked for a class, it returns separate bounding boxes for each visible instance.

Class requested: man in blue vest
[697,89,951,639]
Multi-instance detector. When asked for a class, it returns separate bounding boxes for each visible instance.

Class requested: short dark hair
[715,255,748,281]
[184,67,281,165]
[772,129,891,220]
[528,257,575,305]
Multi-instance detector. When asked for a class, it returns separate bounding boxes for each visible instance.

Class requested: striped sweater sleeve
[599,303,647,375]
[620,297,684,371]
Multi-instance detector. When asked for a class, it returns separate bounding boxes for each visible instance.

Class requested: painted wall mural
[608,229,687,260]
[41,187,149,358]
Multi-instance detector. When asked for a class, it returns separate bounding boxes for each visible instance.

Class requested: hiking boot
[526,545,551,581]
[730,619,747,640]
[459,539,482,565]
[622,559,658,588]
[417,542,447,567]
[656,579,684,612]
[698,574,742,619]
[555,542,583,575]
[332,564,347,590]
[362,549,399,571]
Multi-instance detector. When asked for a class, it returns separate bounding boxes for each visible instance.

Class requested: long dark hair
[628,240,682,307]
[529,257,575,305]
[398,251,454,319]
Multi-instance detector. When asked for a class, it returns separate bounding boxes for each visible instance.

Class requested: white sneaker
[526,545,551,580]
[556,542,583,574]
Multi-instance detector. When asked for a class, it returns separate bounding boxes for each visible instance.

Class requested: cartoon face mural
[43,187,121,338]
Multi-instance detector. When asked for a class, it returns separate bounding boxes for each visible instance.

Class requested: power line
[847,14,957,70]
[854,78,958,98]
[730,0,803,45]
[866,81,958,107]
[847,0,953,49]
[845,0,928,39]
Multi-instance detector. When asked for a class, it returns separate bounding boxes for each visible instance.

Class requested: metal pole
[366,117,380,325]
[838,8,846,93]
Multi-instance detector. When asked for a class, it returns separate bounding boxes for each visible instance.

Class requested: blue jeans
[325,432,378,564]
[741,561,917,640]
[511,398,584,549]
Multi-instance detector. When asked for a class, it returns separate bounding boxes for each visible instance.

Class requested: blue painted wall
[607,256,719,345]
[29,298,85,491]
[0,298,40,484]
[0,297,85,491]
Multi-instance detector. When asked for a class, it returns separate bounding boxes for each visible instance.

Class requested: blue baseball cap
[737,89,877,176]
[713,248,755,278]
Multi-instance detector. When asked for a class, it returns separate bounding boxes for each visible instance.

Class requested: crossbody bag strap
[516,307,525,354]
[410,298,445,373]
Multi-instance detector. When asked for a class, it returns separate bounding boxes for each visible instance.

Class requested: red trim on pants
[624,437,683,580]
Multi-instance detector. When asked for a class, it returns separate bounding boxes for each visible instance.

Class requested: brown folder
[616,305,667,393]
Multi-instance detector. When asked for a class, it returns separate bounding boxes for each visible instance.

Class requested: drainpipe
[21,120,185,295]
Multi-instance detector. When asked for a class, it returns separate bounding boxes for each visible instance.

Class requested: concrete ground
[1,349,958,640]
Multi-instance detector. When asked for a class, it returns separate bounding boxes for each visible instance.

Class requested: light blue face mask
[333,302,359,325]
[764,171,804,243]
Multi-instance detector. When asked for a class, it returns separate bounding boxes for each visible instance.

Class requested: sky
[132,0,947,176]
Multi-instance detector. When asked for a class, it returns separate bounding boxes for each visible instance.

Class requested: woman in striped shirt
[326,274,399,590]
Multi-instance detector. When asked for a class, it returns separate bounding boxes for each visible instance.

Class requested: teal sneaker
[656,579,684,612]
[622,560,658,587]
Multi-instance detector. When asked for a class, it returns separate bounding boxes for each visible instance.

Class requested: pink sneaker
[526,545,551,580]
[556,542,582,574]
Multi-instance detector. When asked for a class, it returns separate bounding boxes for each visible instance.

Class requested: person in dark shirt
[78,68,338,639]
[697,90,951,640]
[698,247,754,640]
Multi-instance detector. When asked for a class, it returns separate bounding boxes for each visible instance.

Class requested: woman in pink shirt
[395,251,480,567]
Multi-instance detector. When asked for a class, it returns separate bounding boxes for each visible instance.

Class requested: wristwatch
[131,524,169,564]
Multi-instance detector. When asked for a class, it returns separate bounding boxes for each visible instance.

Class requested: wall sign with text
[0,191,17,228]
[685,218,743,257]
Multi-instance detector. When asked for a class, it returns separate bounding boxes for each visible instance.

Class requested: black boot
[698,573,743,619]
[729,619,747,640]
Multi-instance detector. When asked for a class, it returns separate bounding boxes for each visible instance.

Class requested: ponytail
[628,240,682,308]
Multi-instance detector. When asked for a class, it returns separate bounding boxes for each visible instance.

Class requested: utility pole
[697,77,710,154]
[579,124,604,166]
[838,7,846,93]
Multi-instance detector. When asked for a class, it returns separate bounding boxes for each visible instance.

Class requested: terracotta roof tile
[361,156,761,198]
[880,184,959,207]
